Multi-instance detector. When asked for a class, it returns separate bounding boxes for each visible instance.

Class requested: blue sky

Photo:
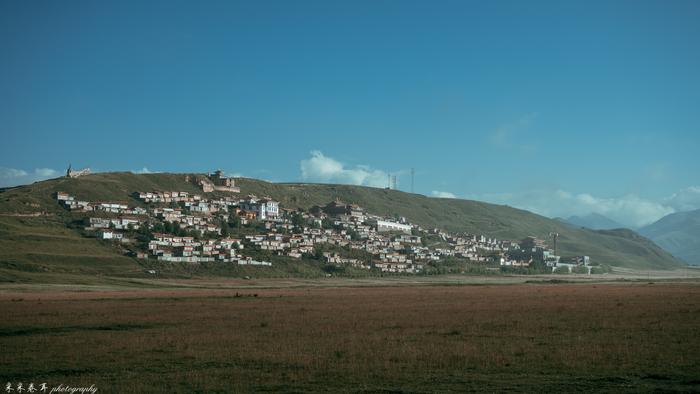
[1,1,699,227]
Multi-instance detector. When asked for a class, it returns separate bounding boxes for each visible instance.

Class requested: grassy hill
[0,172,684,282]
[234,178,681,269]
[558,213,626,230]
[639,209,700,265]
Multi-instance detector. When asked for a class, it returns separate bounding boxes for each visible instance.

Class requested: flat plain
[2,280,700,393]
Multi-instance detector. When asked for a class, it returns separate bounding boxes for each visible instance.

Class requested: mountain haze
[639,209,700,265]
[560,213,626,230]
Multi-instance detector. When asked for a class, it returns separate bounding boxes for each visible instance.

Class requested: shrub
[553,266,571,274]
[571,265,589,274]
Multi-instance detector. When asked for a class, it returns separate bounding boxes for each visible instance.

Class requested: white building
[240,197,279,220]
[374,220,412,234]
[99,230,123,240]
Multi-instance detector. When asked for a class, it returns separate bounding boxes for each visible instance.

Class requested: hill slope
[639,209,700,265]
[0,173,684,277]
[559,213,626,230]
[234,178,680,269]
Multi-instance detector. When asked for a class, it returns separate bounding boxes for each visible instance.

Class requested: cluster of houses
[147,233,270,265]
[56,192,146,215]
[54,173,591,274]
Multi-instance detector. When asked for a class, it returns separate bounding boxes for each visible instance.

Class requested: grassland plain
[2,282,700,393]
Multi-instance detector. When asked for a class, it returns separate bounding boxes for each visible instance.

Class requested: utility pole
[549,232,559,256]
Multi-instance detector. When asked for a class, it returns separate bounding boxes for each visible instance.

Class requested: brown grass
[2,283,700,392]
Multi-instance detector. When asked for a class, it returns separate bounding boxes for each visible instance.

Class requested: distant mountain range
[639,209,700,265]
[557,213,625,230]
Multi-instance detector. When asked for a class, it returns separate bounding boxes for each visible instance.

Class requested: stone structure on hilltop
[66,164,90,178]
[198,170,240,193]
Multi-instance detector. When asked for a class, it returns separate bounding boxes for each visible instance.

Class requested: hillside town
[55,171,593,274]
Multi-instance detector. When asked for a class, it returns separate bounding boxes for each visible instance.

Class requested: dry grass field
[2,282,700,393]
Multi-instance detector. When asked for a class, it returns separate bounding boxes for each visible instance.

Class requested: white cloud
[297,149,695,227]
[431,190,457,199]
[469,189,675,228]
[300,151,389,188]
[133,167,155,174]
[663,186,700,212]
[35,168,58,177]
[0,167,61,187]
[0,168,28,178]
[488,112,538,152]
[647,162,670,182]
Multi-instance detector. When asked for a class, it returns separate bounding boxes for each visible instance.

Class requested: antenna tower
[411,168,415,193]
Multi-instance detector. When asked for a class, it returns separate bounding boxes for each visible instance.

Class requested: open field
[2,281,700,393]
[1,266,700,295]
